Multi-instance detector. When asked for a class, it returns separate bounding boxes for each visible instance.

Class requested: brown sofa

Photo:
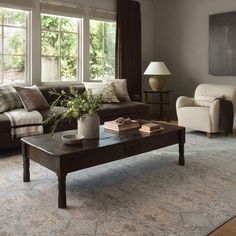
[0,85,151,150]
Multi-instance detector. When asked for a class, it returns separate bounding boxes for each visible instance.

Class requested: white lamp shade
[144,62,171,75]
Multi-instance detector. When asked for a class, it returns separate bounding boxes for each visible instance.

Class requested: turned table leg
[58,172,67,209]
[179,143,185,166]
[23,155,30,182]
[178,128,185,166]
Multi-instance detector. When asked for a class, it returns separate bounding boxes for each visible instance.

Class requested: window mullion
[59,18,61,82]
[76,20,79,82]
[1,16,4,83]
[103,22,105,77]
[26,12,29,84]
[2,12,5,83]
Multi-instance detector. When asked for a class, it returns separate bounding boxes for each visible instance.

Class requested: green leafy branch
[44,87,104,134]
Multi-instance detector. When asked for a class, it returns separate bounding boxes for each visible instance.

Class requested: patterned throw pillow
[84,82,120,103]
[0,84,22,113]
[14,85,50,112]
[102,79,131,102]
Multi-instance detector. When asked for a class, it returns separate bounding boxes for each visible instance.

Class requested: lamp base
[149,76,166,91]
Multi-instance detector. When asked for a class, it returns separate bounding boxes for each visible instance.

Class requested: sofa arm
[176,96,194,110]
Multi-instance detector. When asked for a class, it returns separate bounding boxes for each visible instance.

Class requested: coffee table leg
[179,143,185,166]
[58,173,67,209]
[23,155,30,182]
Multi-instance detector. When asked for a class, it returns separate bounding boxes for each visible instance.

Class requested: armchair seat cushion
[178,106,212,133]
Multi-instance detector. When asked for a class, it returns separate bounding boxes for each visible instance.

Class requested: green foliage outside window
[90,20,116,80]
[0,8,27,82]
[41,15,78,82]
[1,10,116,82]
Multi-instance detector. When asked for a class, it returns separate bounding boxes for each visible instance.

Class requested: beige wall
[154,0,236,115]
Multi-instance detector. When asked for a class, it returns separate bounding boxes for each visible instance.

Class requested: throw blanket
[218,99,234,134]
[4,109,44,138]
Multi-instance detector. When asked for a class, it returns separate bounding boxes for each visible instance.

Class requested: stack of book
[104,119,140,132]
[139,123,164,133]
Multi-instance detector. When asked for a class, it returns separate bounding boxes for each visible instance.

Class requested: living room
[0,0,236,235]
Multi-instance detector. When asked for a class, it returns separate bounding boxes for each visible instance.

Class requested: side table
[144,90,171,122]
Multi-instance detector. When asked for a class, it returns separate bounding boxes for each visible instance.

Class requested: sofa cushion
[97,102,150,118]
[39,106,77,133]
[39,106,66,120]
[38,85,85,105]
[0,114,11,132]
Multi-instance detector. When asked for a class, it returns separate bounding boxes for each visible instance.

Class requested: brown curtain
[115,0,142,98]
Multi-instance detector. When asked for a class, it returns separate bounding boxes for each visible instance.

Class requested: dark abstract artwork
[209,11,236,75]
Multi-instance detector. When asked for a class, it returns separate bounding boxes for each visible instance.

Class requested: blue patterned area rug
[0,132,236,236]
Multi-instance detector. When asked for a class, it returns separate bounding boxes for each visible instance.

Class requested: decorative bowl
[61,134,84,145]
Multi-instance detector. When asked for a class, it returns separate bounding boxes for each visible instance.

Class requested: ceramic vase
[77,114,100,139]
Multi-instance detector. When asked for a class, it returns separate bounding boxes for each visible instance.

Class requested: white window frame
[40,13,83,84]
[0,7,31,85]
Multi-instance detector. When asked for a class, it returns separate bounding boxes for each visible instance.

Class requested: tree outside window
[41,14,81,82]
[89,19,116,80]
[0,8,28,83]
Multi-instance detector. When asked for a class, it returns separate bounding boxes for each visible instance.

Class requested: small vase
[77,114,100,139]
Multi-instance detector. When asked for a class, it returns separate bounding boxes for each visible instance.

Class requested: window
[89,19,116,80]
[0,8,29,83]
[41,14,81,82]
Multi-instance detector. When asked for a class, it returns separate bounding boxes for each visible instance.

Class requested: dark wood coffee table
[21,123,185,208]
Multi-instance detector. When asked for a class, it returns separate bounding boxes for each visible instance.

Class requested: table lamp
[144,62,171,91]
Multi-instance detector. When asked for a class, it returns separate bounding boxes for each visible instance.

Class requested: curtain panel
[115,0,142,98]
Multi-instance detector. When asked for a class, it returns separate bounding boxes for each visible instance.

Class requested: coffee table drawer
[124,141,140,155]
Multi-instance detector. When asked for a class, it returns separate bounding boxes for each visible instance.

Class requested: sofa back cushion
[0,84,22,113]
[38,85,86,105]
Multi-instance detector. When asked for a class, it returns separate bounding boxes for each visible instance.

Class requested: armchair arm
[176,96,194,110]
[210,99,220,132]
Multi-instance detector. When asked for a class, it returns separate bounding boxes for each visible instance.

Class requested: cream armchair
[176,84,236,137]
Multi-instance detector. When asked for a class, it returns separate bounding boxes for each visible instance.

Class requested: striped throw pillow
[0,84,22,113]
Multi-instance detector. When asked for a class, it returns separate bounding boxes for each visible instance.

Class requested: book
[139,126,164,134]
[140,123,161,131]
[104,119,140,132]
